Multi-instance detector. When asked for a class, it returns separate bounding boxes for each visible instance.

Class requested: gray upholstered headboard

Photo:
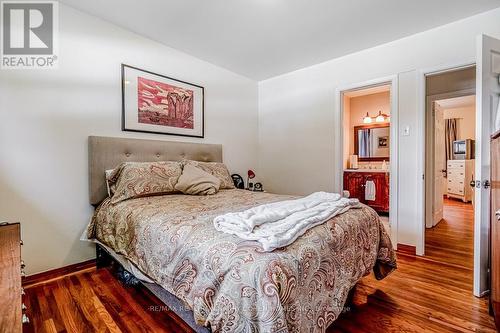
[88,136,223,205]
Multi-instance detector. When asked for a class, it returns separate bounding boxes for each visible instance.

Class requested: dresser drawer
[447,182,464,195]
[448,188,465,196]
[447,169,465,178]
[448,174,465,183]
[448,161,465,170]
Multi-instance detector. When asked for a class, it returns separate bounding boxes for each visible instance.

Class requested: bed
[86,136,396,333]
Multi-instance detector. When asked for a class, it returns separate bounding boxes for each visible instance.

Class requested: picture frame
[378,136,389,148]
[121,64,204,138]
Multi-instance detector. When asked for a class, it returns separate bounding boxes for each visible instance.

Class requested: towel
[365,180,376,201]
[213,192,360,251]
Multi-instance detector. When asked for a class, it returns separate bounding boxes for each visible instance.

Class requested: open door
[474,34,500,297]
[433,102,445,226]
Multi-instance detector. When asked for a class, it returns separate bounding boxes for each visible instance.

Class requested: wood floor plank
[23,199,496,332]
[424,198,475,270]
[52,278,94,332]
[42,319,57,333]
[66,274,111,333]
[42,283,69,333]
[91,296,122,333]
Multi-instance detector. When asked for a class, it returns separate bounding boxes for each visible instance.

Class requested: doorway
[337,77,398,247]
[417,35,500,298]
[424,66,476,275]
[425,94,476,269]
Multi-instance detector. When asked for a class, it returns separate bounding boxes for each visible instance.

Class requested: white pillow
[105,169,115,197]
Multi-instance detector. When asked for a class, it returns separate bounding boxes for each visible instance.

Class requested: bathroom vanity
[343,169,390,213]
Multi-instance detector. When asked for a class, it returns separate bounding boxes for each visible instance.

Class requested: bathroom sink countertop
[344,169,390,173]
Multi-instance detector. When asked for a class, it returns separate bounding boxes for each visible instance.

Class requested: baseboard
[396,243,416,255]
[23,259,96,288]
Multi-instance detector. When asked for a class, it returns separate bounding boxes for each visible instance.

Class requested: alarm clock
[254,182,263,192]
[231,174,245,189]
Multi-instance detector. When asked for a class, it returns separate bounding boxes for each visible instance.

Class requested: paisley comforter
[88,189,396,332]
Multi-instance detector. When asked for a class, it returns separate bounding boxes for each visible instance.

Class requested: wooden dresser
[343,171,390,212]
[0,222,26,332]
[446,159,474,202]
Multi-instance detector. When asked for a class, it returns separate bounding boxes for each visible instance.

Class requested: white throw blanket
[213,192,360,251]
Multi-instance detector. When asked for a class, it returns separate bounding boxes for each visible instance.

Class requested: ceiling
[60,0,500,80]
[436,95,476,109]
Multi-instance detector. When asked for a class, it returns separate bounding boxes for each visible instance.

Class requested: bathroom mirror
[354,124,390,161]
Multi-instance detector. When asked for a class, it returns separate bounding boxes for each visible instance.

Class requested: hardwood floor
[331,254,495,332]
[332,198,494,332]
[23,266,193,333]
[23,200,496,332]
[425,198,474,270]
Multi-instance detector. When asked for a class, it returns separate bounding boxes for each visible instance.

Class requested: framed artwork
[378,136,389,148]
[121,64,204,138]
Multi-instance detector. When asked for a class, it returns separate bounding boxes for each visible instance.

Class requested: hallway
[425,198,474,270]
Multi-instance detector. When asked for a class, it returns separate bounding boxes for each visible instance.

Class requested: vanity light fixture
[363,112,372,124]
[375,111,385,123]
[362,110,390,123]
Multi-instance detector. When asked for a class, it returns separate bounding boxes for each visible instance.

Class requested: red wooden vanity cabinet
[343,171,389,213]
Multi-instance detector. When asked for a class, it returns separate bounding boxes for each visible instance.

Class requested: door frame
[416,62,476,255]
[415,61,495,296]
[424,89,476,229]
[335,75,399,249]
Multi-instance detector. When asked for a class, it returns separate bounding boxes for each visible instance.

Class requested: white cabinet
[447,159,474,202]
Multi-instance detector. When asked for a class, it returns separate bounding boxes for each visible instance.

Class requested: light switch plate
[402,126,410,136]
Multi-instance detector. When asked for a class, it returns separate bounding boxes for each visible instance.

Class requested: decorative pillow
[183,160,235,189]
[175,164,221,195]
[109,161,182,204]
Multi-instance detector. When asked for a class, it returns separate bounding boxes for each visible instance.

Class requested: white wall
[349,91,391,161]
[0,5,258,275]
[343,91,391,169]
[258,8,500,246]
[443,106,476,140]
[350,92,391,134]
